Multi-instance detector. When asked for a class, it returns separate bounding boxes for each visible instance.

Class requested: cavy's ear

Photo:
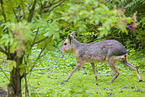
[71,31,75,36]
[67,34,74,44]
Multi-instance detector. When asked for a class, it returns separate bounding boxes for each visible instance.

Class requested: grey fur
[60,31,142,82]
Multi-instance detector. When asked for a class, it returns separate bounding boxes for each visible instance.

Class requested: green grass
[0,50,145,97]
[27,69,145,97]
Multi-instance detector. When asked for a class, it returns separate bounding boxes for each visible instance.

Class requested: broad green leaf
[9,64,13,72]
[19,64,25,68]
[20,68,24,76]
[7,60,16,72]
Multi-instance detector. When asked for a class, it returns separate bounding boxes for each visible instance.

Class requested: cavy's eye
[64,43,67,45]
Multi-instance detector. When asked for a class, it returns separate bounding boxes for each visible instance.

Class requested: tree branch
[0,47,8,55]
[23,37,51,78]
[13,8,19,22]
[18,6,21,22]
[24,68,29,97]
[30,39,50,72]
[38,1,47,15]
[20,0,26,19]
[0,0,7,22]
[27,1,32,10]
[28,0,37,22]
[33,36,49,45]
[51,0,61,5]
[21,29,49,79]
[43,0,65,13]
[8,45,10,56]
[49,0,65,13]
[30,28,39,49]
[24,28,39,65]
[44,0,57,8]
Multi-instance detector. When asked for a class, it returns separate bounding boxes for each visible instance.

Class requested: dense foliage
[0,0,145,96]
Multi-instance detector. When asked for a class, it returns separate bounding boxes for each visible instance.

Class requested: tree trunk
[8,56,23,97]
